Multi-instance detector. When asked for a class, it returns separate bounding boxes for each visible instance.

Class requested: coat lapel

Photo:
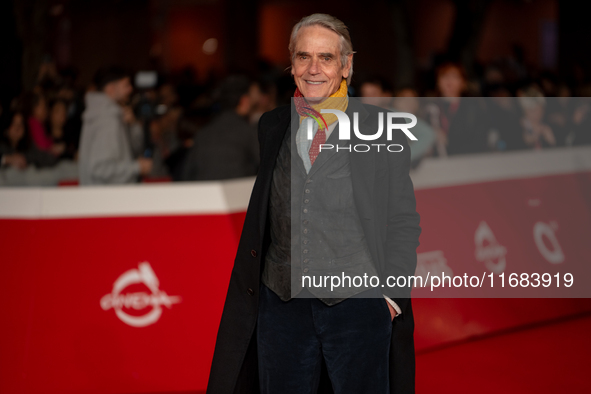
[291,117,308,177]
[256,106,291,239]
[347,99,376,221]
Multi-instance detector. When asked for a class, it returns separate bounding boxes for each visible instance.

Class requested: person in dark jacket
[207,14,421,394]
[428,62,490,156]
[47,99,78,160]
[181,76,259,181]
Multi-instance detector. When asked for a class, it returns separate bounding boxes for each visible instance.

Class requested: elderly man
[207,14,420,394]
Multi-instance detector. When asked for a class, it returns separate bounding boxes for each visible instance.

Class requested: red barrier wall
[1,148,590,393]
[1,215,241,393]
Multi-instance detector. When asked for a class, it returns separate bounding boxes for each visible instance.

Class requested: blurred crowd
[359,62,591,163]
[1,58,590,186]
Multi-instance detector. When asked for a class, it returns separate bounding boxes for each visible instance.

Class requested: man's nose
[308,57,320,74]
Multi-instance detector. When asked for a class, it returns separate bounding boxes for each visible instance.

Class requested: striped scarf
[294,79,348,171]
[294,79,349,129]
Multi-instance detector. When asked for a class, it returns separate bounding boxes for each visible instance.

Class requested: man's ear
[342,54,353,79]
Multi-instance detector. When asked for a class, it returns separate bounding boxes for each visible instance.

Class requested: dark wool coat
[207,98,422,393]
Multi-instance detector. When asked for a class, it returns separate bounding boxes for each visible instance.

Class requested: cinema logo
[414,250,453,288]
[533,221,564,264]
[307,109,417,152]
[100,262,181,327]
[474,221,507,274]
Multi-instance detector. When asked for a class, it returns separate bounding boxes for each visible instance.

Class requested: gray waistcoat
[262,119,379,305]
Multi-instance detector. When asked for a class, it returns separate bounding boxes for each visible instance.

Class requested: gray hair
[288,14,355,85]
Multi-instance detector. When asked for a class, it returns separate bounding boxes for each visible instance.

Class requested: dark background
[1,0,591,98]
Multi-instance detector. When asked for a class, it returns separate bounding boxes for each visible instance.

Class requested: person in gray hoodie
[79,66,152,185]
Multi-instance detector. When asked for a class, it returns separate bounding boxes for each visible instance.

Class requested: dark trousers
[257,284,392,394]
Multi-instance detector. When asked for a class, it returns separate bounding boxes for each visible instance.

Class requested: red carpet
[416,313,591,393]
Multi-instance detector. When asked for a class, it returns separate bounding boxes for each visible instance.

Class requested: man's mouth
[306,80,324,85]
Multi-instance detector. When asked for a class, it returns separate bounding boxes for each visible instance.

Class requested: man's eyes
[297,56,333,62]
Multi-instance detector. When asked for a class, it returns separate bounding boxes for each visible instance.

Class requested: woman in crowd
[0,111,28,169]
[24,91,65,160]
[427,62,490,156]
[0,111,57,169]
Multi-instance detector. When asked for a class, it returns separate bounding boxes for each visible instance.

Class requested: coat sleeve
[88,116,140,184]
[258,112,269,154]
[384,133,422,313]
[179,143,198,181]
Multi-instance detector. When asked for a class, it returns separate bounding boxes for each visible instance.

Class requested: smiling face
[291,25,351,100]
